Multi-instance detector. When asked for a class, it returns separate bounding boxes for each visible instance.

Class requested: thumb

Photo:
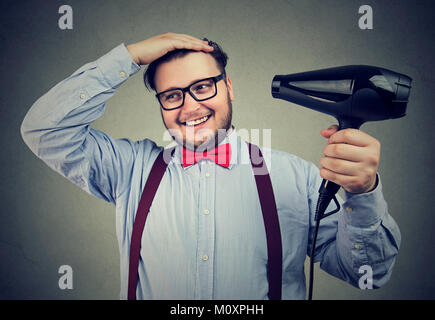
[320,124,339,138]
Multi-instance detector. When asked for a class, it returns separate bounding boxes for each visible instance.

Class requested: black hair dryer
[272,65,412,131]
[272,65,412,299]
[272,65,412,219]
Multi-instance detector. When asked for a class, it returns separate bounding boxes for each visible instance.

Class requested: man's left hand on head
[319,124,380,194]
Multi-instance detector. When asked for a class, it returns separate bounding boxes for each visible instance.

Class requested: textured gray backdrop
[1,0,434,299]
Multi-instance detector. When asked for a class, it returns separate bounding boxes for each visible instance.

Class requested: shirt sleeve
[20,44,143,204]
[306,162,401,289]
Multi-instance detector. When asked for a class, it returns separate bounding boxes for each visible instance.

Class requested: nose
[181,91,200,112]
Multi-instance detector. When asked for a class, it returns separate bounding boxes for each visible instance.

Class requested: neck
[183,125,234,152]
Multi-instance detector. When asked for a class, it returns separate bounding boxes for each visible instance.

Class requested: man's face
[154,52,234,151]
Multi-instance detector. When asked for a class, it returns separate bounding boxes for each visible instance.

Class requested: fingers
[320,125,339,138]
[327,128,376,147]
[319,127,381,194]
[320,167,359,188]
[322,130,380,166]
[172,39,214,52]
[165,33,213,52]
[179,34,211,47]
[322,143,367,162]
[320,157,360,176]
[131,33,215,65]
[321,127,380,150]
[320,166,377,194]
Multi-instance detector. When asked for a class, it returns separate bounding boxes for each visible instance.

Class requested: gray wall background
[1,0,434,299]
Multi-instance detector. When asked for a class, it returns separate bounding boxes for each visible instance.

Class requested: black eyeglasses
[156,74,225,110]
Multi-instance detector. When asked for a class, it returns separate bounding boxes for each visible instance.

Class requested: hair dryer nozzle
[271,78,282,98]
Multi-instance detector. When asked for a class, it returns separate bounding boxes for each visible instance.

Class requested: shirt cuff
[96,43,141,88]
[342,173,387,228]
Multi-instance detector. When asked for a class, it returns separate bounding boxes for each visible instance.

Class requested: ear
[225,75,234,101]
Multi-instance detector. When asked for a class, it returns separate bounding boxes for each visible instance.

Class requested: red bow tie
[182,143,231,168]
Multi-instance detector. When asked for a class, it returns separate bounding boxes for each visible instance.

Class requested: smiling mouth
[183,114,211,127]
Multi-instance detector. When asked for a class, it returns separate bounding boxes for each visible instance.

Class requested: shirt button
[203,209,210,215]
[80,93,86,100]
[205,172,211,177]
[120,71,126,78]
[346,206,353,212]
[354,244,361,249]
[201,255,209,261]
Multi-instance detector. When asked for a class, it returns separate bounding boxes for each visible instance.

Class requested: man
[20,33,400,299]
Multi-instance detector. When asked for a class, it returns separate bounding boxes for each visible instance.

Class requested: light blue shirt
[20,44,401,300]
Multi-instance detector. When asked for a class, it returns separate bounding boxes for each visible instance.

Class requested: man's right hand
[126,33,214,66]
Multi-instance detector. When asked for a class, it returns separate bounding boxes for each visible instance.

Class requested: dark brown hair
[143,38,228,92]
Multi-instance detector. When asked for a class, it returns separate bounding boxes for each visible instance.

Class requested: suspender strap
[127,143,282,300]
[246,142,283,300]
[127,148,174,300]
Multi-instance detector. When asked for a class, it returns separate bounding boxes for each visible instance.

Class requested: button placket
[195,161,215,299]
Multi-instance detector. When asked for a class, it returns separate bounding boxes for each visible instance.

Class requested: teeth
[186,115,209,126]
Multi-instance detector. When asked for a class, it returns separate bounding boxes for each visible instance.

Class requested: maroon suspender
[127,142,282,300]
[246,142,282,300]
[127,148,174,300]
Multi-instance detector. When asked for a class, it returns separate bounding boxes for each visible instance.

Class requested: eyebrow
[159,76,212,92]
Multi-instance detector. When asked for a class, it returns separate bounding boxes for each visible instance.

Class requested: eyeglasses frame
[156,73,225,111]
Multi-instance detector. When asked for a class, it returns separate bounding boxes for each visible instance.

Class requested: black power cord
[307,179,341,300]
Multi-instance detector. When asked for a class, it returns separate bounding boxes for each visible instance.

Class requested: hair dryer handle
[337,117,364,131]
[316,117,363,220]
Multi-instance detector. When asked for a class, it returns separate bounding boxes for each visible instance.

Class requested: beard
[162,90,233,152]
